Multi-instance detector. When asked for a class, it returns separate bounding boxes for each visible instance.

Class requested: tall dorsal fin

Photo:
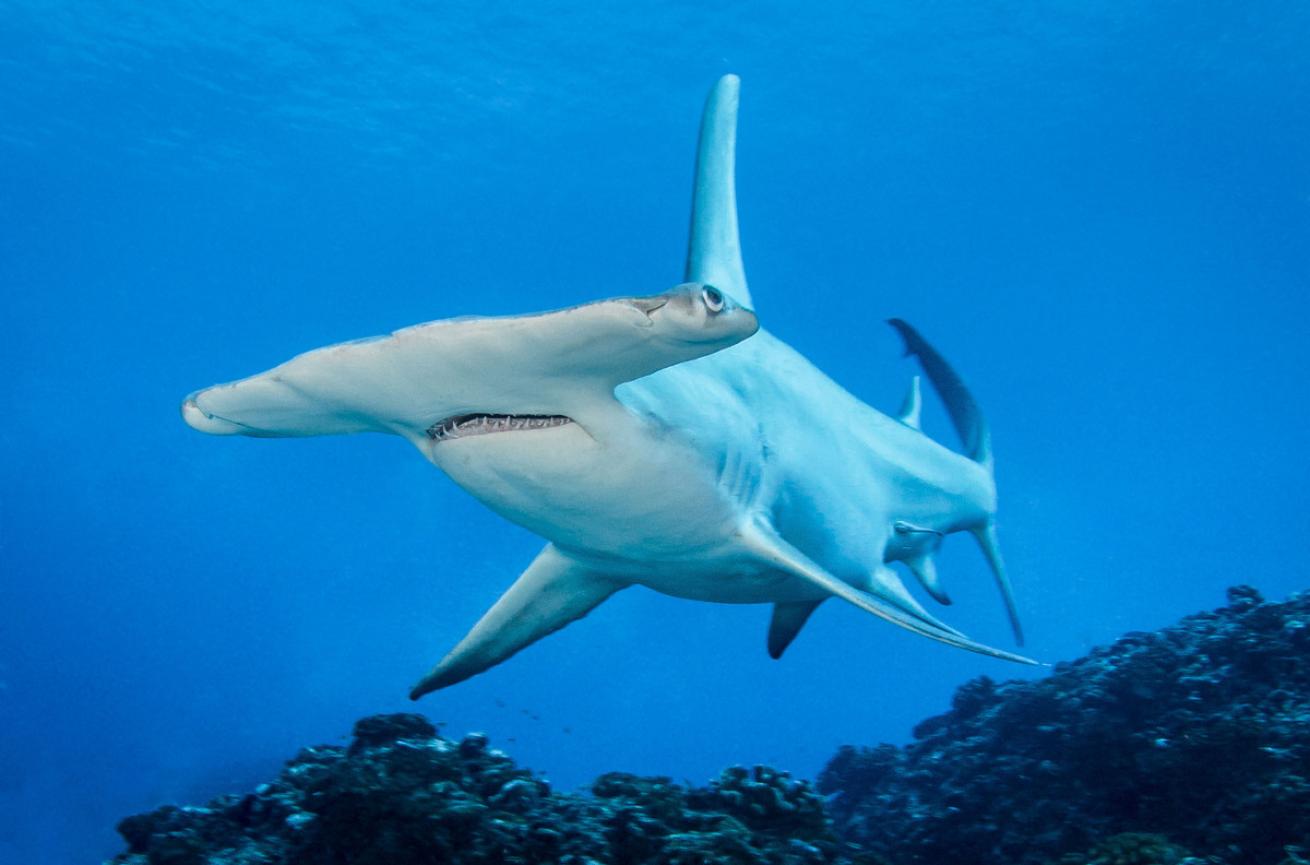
[685,74,751,309]
[887,319,992,469]
[897,375,922,430]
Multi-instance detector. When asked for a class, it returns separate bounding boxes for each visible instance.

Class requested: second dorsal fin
[897,375,922,429]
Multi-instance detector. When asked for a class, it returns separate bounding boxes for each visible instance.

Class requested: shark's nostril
[181,397,207,429]
[629,297,669,317]
[181,395,246,436]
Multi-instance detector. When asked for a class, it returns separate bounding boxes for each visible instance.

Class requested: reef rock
[818,586,1310,865]
[109,713,848,865]
[109,588,1310,865]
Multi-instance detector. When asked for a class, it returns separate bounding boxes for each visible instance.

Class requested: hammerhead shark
[183,75,1036,699]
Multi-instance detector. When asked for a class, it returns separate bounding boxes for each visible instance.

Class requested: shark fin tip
[886,318,913,356]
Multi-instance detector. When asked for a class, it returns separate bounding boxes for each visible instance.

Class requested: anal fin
[409,545,625,699]
[768,600,823,659]
[905,554,951,605]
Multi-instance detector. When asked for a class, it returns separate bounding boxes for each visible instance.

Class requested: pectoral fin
[741,521,1038,666]
[409,545,626,699]
[767,600,823,659]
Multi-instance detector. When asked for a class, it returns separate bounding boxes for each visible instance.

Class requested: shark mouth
[426,413,574,442]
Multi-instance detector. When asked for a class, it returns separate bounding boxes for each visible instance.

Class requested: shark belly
[425,412,743,570]
[617,331,996,601]
[421,327,998,612]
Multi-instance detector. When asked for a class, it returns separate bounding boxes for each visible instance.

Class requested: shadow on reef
[110,587,1310,865]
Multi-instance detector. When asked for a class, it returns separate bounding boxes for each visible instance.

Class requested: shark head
[180,281,757,443]
[635,282,756,346]
[420,282,756,449]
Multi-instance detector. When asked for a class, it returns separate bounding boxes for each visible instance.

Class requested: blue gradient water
[2,3,1308,861]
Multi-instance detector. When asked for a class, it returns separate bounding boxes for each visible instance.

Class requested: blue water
[2,2,1308,862]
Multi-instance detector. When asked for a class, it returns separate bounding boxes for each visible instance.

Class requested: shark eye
[702,285,725,313]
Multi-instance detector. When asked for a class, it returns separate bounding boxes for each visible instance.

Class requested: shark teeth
[427,413,573,442]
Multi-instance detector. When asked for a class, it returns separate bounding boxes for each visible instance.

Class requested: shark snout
[182,393,247,435]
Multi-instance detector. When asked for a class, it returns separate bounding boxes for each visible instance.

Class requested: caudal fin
[887,318,1024,645]
[972,521,1024,646]
[887,318,992,470]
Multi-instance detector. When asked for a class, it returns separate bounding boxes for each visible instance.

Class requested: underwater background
[1,2,1307,862]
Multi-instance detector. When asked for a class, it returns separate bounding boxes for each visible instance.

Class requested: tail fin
[888,318,1023,645]
[685,74,751,309]
[887,318,992,470]
[973,522,1024,646]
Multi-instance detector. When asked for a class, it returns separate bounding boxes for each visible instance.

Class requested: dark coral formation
[819,586,1310,865]
[110,712,849,865]
[110,587,1310,865]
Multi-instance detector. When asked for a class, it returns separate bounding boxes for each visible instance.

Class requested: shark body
[183,75,1036,699]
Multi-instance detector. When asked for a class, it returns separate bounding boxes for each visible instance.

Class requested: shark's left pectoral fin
[409,545,626,699]
[741,521,1039,666]
[767,600,823,659]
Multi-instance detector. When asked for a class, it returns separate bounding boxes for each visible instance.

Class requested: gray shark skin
[182,75,1037,700]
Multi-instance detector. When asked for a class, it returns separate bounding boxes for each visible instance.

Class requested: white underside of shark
[182,75,1037,699]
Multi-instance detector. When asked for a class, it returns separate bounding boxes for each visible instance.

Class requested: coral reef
[1052,832,1195,865]
[819,586,1310,865]
[109,587,1310,865]
[109,713,849,865]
